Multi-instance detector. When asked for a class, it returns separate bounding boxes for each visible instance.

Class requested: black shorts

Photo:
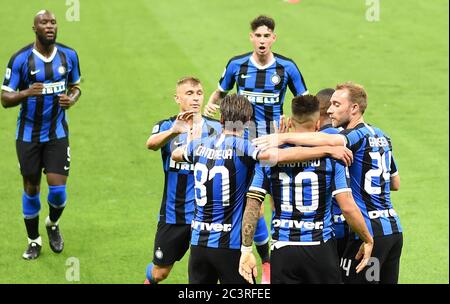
[341,233,403,284]
[152,222,191,266]
[16,138,70,177]
[336,222,350,260]
[271,239,341,284]
[188,245,249,284]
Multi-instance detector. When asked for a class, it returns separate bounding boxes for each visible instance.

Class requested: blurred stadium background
[0,0,448,283]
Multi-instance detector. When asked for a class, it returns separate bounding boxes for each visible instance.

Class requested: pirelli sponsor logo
[241,90,280,105]
[42,81,66,95]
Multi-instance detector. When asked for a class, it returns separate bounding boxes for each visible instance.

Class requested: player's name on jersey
[241,90,280,105]
[191,220,232,232]
[39,81,66,95]
[277,159,321,168]
[195,146,233,160]
[272,219,324,230]
[368,136,390,148]
[169,158,194,171]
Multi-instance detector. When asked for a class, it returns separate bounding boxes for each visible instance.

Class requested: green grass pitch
[0,0,447,284]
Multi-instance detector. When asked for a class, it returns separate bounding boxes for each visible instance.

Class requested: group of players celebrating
[145,15,403,284]
[2,11,402,284]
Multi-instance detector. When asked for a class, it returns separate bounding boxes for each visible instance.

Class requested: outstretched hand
[252,133,284,151]
[203,103,220,118]
[171,111,195,135]
[328,146,354,167]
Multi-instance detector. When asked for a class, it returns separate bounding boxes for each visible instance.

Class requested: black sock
[49,204,65,223]
[256,242,270,264]
[24,216,40,240]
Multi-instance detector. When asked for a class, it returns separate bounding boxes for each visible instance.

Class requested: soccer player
[204,15,308,282]
[172,94,354,284]
[1,10,81,259]
[317,88,348,260]
[239,95,373,284]
[253,82,402,284]
[144,77,221,284]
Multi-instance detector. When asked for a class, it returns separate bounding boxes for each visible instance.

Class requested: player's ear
[287,117,293,129]
[174,94,180,105]
[272,33,277,42]
[351,103,359,115]
[315,120,320,132]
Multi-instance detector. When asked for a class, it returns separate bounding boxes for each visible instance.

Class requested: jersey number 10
[278,171,319,213]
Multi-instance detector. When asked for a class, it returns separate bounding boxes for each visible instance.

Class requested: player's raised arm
[146,111,194,151]
[253,131,347,151]
[257,145,353,167]
[203,89,227,117]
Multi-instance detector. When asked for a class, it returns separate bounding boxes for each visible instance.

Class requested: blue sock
[254,217,269,245]
[146,263,158,284]
[22,192,41,219]
[48,185,67,208]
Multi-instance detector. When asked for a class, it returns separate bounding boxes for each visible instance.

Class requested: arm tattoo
[242,198,262,247]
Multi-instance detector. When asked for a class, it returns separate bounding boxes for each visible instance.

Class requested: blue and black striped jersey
[184,134,259,249]
[249,146,351,244]
[341,123,402,238]
[320,124,348,239]
[2,43,81,143]
[151,116,221,225]
[218,52,307,137]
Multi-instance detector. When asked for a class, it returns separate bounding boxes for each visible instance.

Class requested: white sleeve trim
[1,85,15,92]
[249,186,267,195]
[301,90,310,96]
[252,149,259,161]
[391,171,399,177]
[332,188,352,197]
[182,146,191,163]
[218,83,229,93]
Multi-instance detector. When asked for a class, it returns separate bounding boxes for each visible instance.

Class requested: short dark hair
[250,15,275,32]
[316,88,335,117]
[291,94,319,124]
[220,94,253,132]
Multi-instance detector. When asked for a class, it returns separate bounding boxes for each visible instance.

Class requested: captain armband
[246,190,266,204]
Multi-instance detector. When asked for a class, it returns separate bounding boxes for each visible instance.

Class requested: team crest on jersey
[5,68,11,80]
[58,66,66,75]
[271,73,281,85]
[155,248,163,260]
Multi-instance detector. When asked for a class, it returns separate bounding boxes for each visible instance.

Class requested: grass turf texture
[0,0,447,284]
